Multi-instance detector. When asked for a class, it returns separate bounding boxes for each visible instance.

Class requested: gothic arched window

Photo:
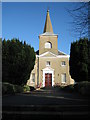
[45,42,52,49]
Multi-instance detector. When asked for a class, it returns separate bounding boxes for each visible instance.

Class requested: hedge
[2,82,31,95]
[77,81,90,96]
[23,85,30,92]
[2,82,14,94]
[59,81,90,96]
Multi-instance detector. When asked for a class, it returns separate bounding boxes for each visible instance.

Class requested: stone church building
[27,10,74,88]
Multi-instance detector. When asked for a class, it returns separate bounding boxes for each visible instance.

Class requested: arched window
[45,42,52,49]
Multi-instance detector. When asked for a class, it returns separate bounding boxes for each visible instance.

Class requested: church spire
[43,10,53,33]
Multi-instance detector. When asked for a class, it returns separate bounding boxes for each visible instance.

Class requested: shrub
[2,82,24,95]
[59,85,74,92]
[13,85,24,93]
[23,85,30,92]
[79,87,86,95]
[2,82,14,94]
[59,86,65,90]
[78,81,89,89]
[73,83,78,92]
[75,81,90,96]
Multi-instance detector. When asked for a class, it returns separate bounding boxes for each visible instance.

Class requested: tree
[2,38,36,85]
[88,39,90,81]
[0,38,1,97]
[67,2,90,38]
[70,38,89,82]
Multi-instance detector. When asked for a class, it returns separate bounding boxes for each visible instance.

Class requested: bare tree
[67,2,90,39]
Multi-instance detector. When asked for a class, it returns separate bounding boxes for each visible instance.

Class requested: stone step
[3,105,88,112]
[2,105,89,120]
[2,110,88,120]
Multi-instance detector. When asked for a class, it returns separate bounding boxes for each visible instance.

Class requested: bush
[2,82,35,95]
[2,82,14,94]
[74,81,90,96]
[77,81,89,89]
[2,82,24,95]
[59,85,74,92]
[13,85,24,93]
[79,87,86,95]
[23,85,30,92]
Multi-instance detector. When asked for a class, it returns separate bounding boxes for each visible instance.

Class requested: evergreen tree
[88,40,90,81]
[70,38,89,82]
[2,38,36,85]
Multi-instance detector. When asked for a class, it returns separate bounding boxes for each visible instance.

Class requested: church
[27,10,74,88]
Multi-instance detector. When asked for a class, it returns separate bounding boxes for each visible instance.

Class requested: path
[2,87,89,120]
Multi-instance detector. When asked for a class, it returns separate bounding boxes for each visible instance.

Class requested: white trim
[37,56,69,59]
[56,55,69,58]
[39,32,58,36]
[37,51,69,58]
[40,56,69,58]
[58,50,67,55]
[36,55,39,58]
[39,51,57,57]
[42,67,54,87]
[42,67,54,71]
[61,65,66,67]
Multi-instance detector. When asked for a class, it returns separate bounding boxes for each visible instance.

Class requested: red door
[45,73,52,87]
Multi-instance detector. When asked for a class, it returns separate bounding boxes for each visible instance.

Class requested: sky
[2,2,83,55]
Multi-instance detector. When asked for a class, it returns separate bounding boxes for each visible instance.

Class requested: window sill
[46,65,50,67]
[61,82,66,84]
[61,65,66,67]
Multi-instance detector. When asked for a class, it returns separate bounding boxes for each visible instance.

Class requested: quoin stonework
[27,10,74,88]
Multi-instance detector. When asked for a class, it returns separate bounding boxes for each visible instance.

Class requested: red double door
[45,73,52,87]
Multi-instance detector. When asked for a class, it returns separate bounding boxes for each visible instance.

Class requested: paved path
[2,87,88,106]
[2,88,89,120]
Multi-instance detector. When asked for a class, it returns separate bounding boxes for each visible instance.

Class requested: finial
[47,7,49,12]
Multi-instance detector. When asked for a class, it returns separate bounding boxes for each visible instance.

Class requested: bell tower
[39,10,58,55]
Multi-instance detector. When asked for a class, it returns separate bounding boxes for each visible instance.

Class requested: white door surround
[42,67,54,87]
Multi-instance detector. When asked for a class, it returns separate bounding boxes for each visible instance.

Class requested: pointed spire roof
[43,10,53,33]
